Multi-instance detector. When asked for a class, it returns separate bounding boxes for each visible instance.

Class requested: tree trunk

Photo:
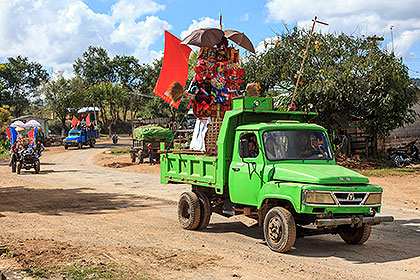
[61,118,66,137]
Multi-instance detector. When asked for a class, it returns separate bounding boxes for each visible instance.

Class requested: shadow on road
[290,219,420,264]
[205,221,263,240]
[205,218,420,264]
[0,186,171,216]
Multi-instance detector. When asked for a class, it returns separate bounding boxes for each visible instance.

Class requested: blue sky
[1,0,419,78]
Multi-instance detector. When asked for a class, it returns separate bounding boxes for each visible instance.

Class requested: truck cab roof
[236,121,326,132]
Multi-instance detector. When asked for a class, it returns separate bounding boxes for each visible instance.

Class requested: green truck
[160,96,393,253]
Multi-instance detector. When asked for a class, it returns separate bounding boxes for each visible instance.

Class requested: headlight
[365,193,382,205]
[304,191,336,205]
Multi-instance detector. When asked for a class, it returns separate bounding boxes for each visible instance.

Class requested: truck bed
[160,152,217,188]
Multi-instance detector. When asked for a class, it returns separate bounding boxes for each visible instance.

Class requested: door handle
[232,167,240,172]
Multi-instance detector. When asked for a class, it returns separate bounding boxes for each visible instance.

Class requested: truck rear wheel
[34,159,40,174]
[263,207,296,253]
[339,224,372,245]
[131,152,136,163]
[89,140,95,148]
[64,145,68,150]
[77,142,82,149]
[16,162,22,175]
[139,153,144,163]
[178,192,201,230]
[11,161,16,173]
[196,191,212,230]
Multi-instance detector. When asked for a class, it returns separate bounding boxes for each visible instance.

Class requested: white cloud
[0,0,170,75]
[241,13,249,22]
[265,0,420,57]
[180,17,220,39]
[111,0,165,22]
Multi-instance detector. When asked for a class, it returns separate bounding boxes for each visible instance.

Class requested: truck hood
[271,163,369,185]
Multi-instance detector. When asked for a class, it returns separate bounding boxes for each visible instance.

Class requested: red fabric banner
[153,31,192,109]
[86,114,91,126]
[71,116,79,127]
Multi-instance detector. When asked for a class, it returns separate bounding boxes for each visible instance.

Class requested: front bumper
[315,215,394,227]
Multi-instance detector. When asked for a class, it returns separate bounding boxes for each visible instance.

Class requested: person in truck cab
[248,140,258,158]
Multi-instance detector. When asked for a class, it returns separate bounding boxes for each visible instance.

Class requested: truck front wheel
[339,224,372,245]
[131,152,136,163]
[89,140,95,148]
[178,192,201,230]
[263,207,296,253]
[77,142,82,149]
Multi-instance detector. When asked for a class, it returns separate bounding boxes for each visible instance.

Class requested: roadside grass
[358,166,420,177]
[108,147,130,154]
[0,151,10,161]
[25,264,155,280]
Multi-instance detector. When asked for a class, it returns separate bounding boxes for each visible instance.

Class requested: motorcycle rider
[112,132,118,144]
[34,141,45,157]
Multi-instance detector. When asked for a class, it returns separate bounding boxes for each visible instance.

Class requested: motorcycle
[16,147,41,174]
[387,139,419,168]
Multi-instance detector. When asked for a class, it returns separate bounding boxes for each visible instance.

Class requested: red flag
[5,126,11,140]
[86,114,91,126]
[71,116,79,127]
[153,31,192,109]
[28,127,37,139]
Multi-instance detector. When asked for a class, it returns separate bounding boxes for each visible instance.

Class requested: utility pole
[291,16,328,107]
[390,25,394,54]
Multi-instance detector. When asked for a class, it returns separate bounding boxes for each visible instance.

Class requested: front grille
[333,192,366,206]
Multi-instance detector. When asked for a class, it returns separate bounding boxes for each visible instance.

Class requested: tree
[42,76,86,136]
[243,28,418,143]
[0,105,12,131]
[0,56,49,116]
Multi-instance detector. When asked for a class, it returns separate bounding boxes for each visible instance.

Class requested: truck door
[228,132,263,206]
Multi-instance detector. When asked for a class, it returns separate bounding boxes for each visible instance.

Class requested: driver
[289,133,318,158]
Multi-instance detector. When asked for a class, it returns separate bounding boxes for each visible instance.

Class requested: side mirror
[240,138,249,158]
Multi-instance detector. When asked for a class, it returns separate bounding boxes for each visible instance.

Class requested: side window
[239,132,259,158]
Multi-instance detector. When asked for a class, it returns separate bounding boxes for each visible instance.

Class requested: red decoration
[71,116,79,127]
[86,113,91,126]
[153,31,192,108]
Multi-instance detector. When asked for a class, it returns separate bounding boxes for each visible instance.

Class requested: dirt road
[1,139,420,279]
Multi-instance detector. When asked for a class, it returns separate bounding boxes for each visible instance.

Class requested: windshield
[262,130,333,161]
[69,132,81,136]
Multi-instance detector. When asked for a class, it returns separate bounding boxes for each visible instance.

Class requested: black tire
[131,153,136,163]
[89,140,95,148]
[16,162,22,175]
[178,192,201,230]
[196,191,212,230]
[339,224,372,245]
[34,159,40,174]
[11,161,16,173]
[64,145,68,150]
[77,142,82,149]
[139,153,144,163]
[263,207,296,253]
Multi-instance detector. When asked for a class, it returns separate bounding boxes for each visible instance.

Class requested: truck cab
[161,96,393,253]
[63,129,98,149]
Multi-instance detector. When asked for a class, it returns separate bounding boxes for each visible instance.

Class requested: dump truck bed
[160,153,217,188]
